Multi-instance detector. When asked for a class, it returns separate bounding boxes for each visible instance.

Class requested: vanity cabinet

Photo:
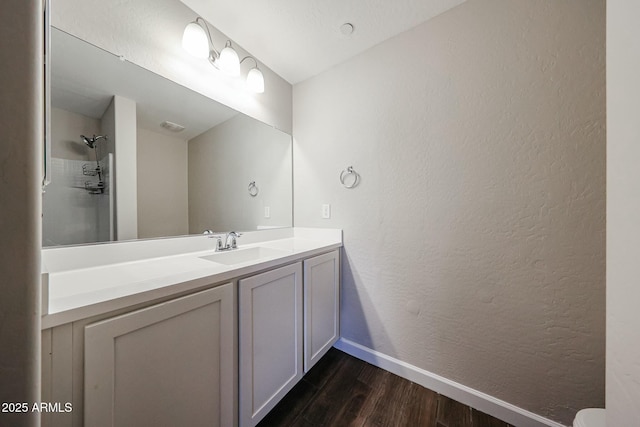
[239,250,340,427]
[41,244,341,427]
[239,263,304,427]
[83,283,235,427]
[303,250,340,372]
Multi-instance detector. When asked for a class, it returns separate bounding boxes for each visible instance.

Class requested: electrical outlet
[322,204,331,219]
[264,207,270,218]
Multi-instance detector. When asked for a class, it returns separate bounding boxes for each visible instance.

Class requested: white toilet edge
[574,408,605,427]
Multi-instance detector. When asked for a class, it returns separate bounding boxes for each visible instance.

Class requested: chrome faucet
[204,230,242,251]
[223,231,242,250]
[203,229,224,251]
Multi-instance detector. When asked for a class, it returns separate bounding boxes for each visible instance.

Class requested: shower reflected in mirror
[81,135,107,194]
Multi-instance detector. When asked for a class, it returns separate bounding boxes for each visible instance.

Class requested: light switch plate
[322,204,331,219]
[264,207,270,218]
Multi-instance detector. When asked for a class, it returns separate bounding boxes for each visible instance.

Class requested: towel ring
[340,166,360,189]
[248,181,259,197]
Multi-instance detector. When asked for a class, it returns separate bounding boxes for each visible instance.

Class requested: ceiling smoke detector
[161,121,186,133]
[340,23,354,37]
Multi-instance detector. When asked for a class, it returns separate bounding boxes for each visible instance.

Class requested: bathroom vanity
[40,228,342,427]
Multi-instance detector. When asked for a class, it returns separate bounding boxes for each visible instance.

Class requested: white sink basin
[200,247,289,266]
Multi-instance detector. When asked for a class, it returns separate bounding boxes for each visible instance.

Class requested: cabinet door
[304,250,340,372]
[84,284,235,427]
[239,263,303,427]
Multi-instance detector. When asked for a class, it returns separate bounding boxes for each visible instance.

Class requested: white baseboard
[334,338,567,427]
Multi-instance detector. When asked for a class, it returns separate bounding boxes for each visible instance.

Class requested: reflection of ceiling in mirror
[51,28,238,140]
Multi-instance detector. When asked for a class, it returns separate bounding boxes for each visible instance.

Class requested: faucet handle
[213,236,223,251]
[204,230,224,251]
[226,231,242,249]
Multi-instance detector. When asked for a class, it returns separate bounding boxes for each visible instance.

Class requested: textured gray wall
[0,0,42,426]
[293,0,605,424]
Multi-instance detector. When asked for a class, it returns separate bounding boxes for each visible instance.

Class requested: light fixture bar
[182,16,265,93]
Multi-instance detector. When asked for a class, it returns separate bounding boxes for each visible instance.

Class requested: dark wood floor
[257,348,513,427]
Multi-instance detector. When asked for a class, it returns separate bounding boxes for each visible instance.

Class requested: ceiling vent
[161,121,186,133]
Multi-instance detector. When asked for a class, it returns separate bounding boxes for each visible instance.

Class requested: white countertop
[41,228,342,329]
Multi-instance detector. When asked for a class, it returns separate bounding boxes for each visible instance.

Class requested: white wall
[293,0,605,424]
[107,96,138,241]
[188,114,292,233]
[51,0,292,133]
[137,128,189,238]
[51,107,100,160]
[0,0,42,426]
[606,1,640,425]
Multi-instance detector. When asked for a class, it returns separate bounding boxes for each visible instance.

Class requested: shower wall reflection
[42,107,114,246]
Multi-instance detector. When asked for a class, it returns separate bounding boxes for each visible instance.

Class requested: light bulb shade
[246,67,265,93]
[218,45,240,76]
[182,21,209,59]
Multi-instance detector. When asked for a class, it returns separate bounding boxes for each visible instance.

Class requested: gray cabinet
[83,284,235,427]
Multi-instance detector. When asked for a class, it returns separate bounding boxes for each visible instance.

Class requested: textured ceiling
[179,0,467,84]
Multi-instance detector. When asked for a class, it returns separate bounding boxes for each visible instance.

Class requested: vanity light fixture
[182,17,265,93]
[218,40,241,76]
[242,57,265,93]
[182,19,210,58]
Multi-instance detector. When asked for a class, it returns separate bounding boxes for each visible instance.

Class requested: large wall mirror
[43,27,293,247]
